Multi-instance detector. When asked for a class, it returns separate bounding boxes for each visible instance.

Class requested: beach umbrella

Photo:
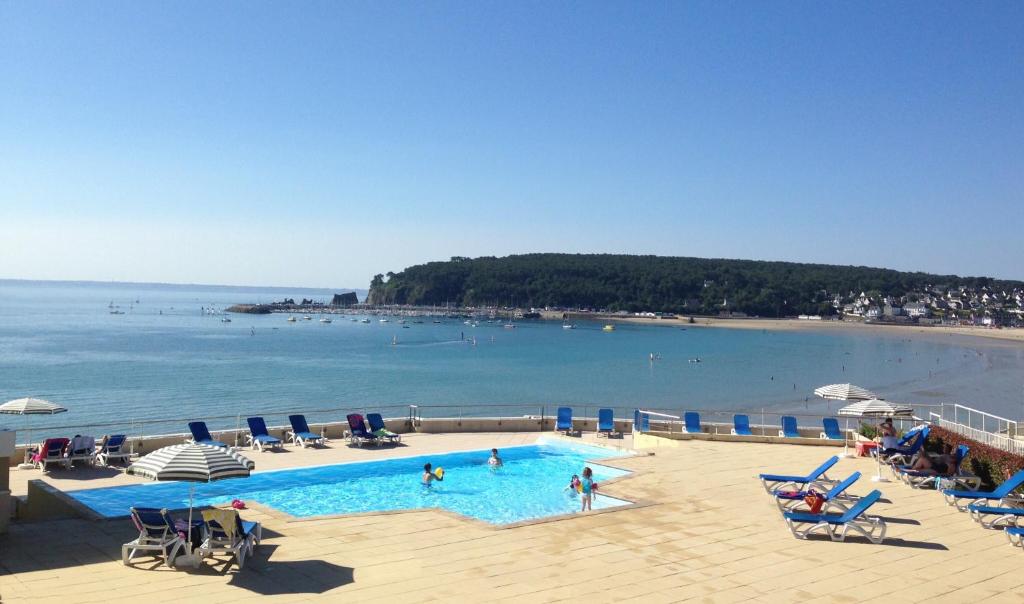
[813,384,879,457]
[127,443,254,566]
[0,398,68,468]
[838,399,914,482]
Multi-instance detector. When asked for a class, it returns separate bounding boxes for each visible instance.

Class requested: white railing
[931,404,1024,456]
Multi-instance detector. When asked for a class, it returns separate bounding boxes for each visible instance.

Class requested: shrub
[858,422,879,440]
[925,425,1024,490]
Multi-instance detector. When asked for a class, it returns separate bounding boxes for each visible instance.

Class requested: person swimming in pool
[422,462,443,485]
[488,448,503,468]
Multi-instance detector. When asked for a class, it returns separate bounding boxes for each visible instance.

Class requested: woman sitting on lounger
[908,443,955,476]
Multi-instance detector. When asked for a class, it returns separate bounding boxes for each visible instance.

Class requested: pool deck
[2,432,1023,603]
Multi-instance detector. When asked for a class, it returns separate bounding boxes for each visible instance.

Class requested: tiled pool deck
[2,432,1022,602]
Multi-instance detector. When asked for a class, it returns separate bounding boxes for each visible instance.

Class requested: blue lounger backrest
[684,412,701,434]
[896,426,922,447]
[822,418,842,439]
[807,456,840,480]
[633,409,649,432]
[132,507,175,537]
[189,421,214,442]
[247,417,270,437]
[367,413,386,432]
[781,416,799,437]
[105,434,126,452]
[557,407,573,429]
[954,444,969,473]
[598,408,614,431]
[826,471,861,500]
[733,414,752,435]
[838,489,882,522]
[992,470,1024,498]
[289,414,311,434]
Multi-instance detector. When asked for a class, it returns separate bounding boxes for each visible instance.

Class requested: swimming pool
[69,439,633,525]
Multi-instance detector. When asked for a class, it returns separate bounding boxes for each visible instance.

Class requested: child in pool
[564,474,581,494]
[422,462,443,485]
[580,467,595,511]
[488,448,503,467]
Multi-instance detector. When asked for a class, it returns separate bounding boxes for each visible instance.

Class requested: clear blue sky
[1,2,1021,288]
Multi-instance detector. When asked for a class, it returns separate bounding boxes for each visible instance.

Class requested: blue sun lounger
[731,414,753,436]
[968,502,1024,529]
[880,426,929,465]
[774,471,862,513]
[760,455,840,494]
[895,445,979,490]
[783,489,886,543]
[97,434,131,466]
[820,418,843,441]
[779,416,800,438]
[684,412,702,434]
[188,421,228,448]
[556,407,576,436]
[366,413,401,444]
[246,417,283,452]
[288,414,325,448]
[597,408,617,437]
[944,470,1024,512]
[122,507,184,568]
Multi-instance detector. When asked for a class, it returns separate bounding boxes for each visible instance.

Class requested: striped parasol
[813,384,878,402]
[127,443,254,482]
[0,397,68,415]
[837,398,913,418]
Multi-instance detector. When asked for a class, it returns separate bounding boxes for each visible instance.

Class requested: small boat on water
[361,318,371,323]
[319,317,332,323]
[562,324,576,329]
[433,320,442,324]
[287,316,297,322]
[602,324,616,332]
[302,315,312,321]
[503,323,516,329]
[350,318,358,322]
[379,318,389,323]
[398,319,407,324]
[221,318,232,323]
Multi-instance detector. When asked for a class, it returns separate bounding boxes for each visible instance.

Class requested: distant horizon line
[0,277,366,294]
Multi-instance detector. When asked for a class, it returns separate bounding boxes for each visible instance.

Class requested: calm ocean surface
[2,281,1023,437]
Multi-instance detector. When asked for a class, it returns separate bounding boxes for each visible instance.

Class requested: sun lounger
[760,456,840,494]
[122,507,184,568]
[1006,527,1024,548]
[597,408,617,437]
[774,471,862,513]
[246,417,283,452]
[895,445,979,490]
[32,437,70,471]
[783,489,886,543]
[880,426,929,465]
[556,407,576,436]
[967,502,1024,529]
[199,508,261,569]
[66,435,97,465]
[633,409,649,433]
[347,413,379,447]
[731,414,753,436]
[779,416,800,438]
[188,421,229,448]
[684,412,702,434]
[820,418,843,441]
[288,414,325,448]
[97,434,131,466]
[366,413,401,444]
[944,470,1024,512]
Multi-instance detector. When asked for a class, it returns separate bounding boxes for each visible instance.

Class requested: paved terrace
[1,433,1022,603]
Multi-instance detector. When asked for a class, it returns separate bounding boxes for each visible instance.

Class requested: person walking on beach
[580,467,595,511]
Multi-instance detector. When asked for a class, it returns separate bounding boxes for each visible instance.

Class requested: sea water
[2,280,1023,436]
[68,439,632,524]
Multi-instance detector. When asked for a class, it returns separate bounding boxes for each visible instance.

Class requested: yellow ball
[435,468,444,479]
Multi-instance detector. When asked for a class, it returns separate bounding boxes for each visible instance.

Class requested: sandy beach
[544,311,1024,344]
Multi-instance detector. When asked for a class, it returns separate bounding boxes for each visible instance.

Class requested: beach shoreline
[543,311,1024,344]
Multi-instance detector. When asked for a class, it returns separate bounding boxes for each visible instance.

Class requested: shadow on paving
[218,544,355,595]
[803,535,947,550]
[38,465,127,480]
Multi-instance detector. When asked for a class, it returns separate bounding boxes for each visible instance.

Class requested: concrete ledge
[22,480,101,522]
[634,431,847,448]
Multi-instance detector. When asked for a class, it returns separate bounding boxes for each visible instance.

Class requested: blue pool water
[69,439,633,524]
